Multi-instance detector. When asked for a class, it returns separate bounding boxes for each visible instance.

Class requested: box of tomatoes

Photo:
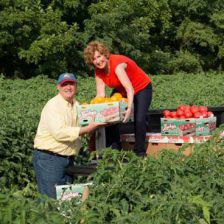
[161,105,216,136]
[161,118,196,136]
[161,117,216,136]
[77,100,134,126]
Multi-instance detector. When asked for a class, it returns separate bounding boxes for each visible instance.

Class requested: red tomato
[178,104,191,111]
[163,110,170,118]
[176,109,184,117]
[179,115,186,119]
[184,105,191,111]
[193,111,202,118]
[177,105,186,111]
[190,105,199,114]
[198,106,208,113]
[207,111,214,117]
[170,111,177,118]
[185,111,193,118]
[201,111,208,118]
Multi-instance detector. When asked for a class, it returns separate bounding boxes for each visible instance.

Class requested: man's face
[57,81,77,103]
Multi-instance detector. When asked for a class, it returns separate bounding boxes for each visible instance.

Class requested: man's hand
[88,121,107,133]
[79,121,106,136]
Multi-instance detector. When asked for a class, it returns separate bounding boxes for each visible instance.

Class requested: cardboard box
[120,133,210,157]
[56,183,92,201]
[161,118,196,136]
[147,142,193,156]
[121,141,192,156]
[161,117,216,136]
[195,116,216,136]
[77,101,133,126]
[120,133,210,144]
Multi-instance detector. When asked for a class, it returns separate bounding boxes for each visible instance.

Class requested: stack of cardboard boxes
[121,116,216,156]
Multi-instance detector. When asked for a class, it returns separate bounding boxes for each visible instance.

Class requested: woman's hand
[123,107,132,123]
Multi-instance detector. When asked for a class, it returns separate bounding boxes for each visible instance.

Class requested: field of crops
[0,72,224,223]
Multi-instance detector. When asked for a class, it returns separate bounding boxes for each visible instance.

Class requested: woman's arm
[115,63,134,109]
[115,63,134,122]
[95,75,106,97]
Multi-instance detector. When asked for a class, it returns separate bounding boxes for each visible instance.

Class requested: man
[33,72,105,198]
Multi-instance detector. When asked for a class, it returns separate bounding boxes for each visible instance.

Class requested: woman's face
[92,50,108,70]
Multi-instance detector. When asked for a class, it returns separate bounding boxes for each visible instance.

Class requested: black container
[65,164,97,177]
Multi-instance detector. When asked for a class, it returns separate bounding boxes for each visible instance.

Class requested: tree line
[1,0,224,78]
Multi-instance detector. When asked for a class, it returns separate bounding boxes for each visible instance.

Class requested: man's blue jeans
[32,150,74,199]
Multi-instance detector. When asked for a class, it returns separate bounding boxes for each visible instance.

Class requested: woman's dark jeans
[133,83,152,154]
[32,150,74,198]
[106,83,152,154]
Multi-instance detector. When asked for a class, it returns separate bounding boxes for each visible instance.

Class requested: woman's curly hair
[84,41,110,67]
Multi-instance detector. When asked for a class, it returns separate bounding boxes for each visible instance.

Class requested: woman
[84,41,152,156]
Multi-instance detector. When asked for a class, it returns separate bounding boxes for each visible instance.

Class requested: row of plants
[0,72,224,191]
[0,72,224,222]
[1,140,224,223]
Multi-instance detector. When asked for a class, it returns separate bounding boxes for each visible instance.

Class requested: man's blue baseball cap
[57,73,77,85]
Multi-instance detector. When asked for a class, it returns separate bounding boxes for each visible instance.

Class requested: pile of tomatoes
[163,105,214,119]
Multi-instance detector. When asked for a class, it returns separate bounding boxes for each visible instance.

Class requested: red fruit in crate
[184,105,191,111]
[190,105,199,114]
[179,115,186,119]
[194,112,202,118]
[185,111,193,118]
[170,111,177,118]
[207,111,214,117]
[198,106,208,113]
[176,109,184,117]
[163,110,170,118]
[178,105,186,111]
[201,111,208,118]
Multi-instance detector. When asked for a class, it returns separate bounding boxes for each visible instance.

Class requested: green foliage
[0,0,89,78]
[168,50,202,73]
[0,192,65,223]
[0,73,223,193]
[0,75,56,193]
[1,143,224,223]
[81,144,224,223]
[84,0,171,74]
[0,74,224,222]
[1,0,224,77]
[151,72,224,109]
